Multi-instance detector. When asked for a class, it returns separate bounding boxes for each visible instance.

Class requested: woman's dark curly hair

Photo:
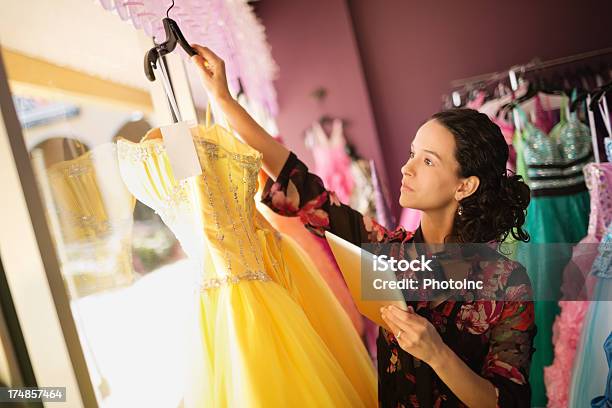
[430,109,530,243]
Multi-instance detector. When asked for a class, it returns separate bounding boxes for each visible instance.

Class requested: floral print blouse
[261,152,536,408]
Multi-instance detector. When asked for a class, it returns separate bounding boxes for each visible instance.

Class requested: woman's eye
[424,158,433,166]
[408,151,415,159]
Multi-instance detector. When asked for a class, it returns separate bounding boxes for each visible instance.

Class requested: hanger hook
[166,0,175,19]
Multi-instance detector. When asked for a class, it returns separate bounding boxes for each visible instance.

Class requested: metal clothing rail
[450,46,612,89]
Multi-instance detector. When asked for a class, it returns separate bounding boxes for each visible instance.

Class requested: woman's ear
[455,176,480,201]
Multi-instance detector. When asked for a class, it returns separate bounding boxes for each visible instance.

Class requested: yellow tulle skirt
[183,227,377,407]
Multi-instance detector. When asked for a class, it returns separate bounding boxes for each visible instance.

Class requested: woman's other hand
[190,44,231,102]
[381,305,449,369]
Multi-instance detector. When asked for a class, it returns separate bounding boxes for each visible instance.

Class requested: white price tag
[160,122,202,180]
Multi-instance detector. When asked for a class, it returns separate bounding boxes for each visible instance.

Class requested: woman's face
[399,119,465,211]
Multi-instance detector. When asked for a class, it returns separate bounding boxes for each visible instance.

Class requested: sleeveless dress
[544,162,612,406]
[590,332,612,407]
[569,147,612,407]
[514,104,592,406]
[254,187,365,335]
[570,223,612,406]
[307,119,355,204]
[43,143,136,298]
[116,123,377,407]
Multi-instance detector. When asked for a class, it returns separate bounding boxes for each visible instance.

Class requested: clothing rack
[450,46,612,89]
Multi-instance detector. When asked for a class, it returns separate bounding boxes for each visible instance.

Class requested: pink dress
[398,207,422,231]
[308,120,354,204]
[491,114,517,174]
[305,120,381,361]
[545,162,612,407]
[471,94,517,173]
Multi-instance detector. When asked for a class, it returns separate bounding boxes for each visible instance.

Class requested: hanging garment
[398,207,422,232]
[308,119,355,204]
[349,157,376,217]
[306,119,380,361]
[117,123,377,407]
[468,94,517,172]
[592,93,612,163]
[571,146,612,407]
[513,125,529,184]
[533,93,557,135]
[307,119,378,217]
[545,162,612,406]
[515,104,592,407]
[491,113,517,173]
[370,160,394,230]
[41,143,136,298]
[560,163,612,300]
[591,332,612,408]
[254,174,365,335]
[570,234,612,406]
[569,141,612,407]
[466,90,487,109]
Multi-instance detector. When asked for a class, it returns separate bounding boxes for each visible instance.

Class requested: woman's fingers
[190,55,210,74]
[382,308,410,331]
[189,44,231,101]
[386,306,422,328]
[190,45,217,79]
[381,313,402,337]
[191,44,223,68]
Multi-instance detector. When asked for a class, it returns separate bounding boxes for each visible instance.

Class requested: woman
[190,45,536,408]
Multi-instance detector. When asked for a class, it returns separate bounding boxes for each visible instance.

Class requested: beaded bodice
[117,124,272,284]
[584,163,612,239]
[517,106,592,195]
[589,162,612,279]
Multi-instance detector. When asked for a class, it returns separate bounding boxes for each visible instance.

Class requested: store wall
[256,0,388,188]
[258,0,612,219]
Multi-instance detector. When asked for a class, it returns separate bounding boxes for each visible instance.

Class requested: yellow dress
[41,143,136,298]
[116,123,377,407]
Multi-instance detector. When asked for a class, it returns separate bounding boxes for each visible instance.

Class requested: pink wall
[256,0,389,191]
[258,0,612,218]
[348,0,612,216]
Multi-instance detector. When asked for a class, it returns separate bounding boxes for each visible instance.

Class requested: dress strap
[512,104,530,134]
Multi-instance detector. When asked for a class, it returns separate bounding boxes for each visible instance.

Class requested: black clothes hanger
[500,80,537,111]
[589,81,612,110]
[144,1,197,81]
[236,78,246,98]
[501,69,567,112]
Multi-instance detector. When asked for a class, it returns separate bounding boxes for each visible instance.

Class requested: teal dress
[514,103,592,406]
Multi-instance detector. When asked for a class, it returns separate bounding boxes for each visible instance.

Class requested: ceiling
[0,0,151,91]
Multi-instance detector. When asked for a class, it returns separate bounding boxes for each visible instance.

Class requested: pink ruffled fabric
[311,144,354,203]
[96,0,278,114]
[544,300,589,408]
[547,163,612,406]
[491,116,517,174]
[308,120,355,204]
[466,91,486,110]
[398,207,422,231]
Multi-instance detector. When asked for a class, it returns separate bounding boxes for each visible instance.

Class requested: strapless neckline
[117,124,263,166]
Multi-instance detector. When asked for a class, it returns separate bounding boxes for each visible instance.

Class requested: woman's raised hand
[189,44,290,180]
[190,44,231,102]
